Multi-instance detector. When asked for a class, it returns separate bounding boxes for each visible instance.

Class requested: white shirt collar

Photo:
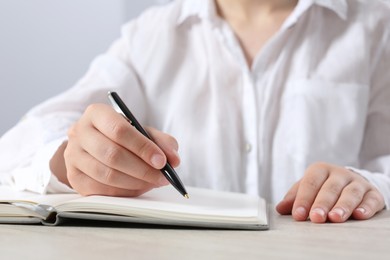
[312,0,348,20]
[176,0,348,26]
[176,0,215,25]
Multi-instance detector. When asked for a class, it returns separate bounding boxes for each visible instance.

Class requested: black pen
[107,91,189,199]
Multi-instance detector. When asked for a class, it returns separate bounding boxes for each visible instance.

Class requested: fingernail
[330,208,345,219]
[151,154,165,169]
[311,208,326,218]
[295,207,307,218]
[356,207,366,215]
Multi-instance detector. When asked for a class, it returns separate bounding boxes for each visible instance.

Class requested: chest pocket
[273,78,369,165]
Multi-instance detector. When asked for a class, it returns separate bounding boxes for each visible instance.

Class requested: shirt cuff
[13,138,75,194]
[346,166,390,209]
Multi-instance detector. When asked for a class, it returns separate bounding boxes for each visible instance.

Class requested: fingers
[308,173,351,223]
[64,103,182,197]
[65,142,166,191]
[275,181,300,215]
[71,122,168,186]
[352,190,385,220]
[86,104,167,169]
[326,181,367,223]
[67,165,153,197]
[291,163,330,221]
[284,162,385,224]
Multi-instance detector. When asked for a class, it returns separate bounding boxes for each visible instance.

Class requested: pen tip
[184,194,189,199]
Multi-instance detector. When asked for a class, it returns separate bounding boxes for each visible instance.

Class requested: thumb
[276,181,300,215]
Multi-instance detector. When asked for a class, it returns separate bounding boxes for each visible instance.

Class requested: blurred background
[0,0,170,135]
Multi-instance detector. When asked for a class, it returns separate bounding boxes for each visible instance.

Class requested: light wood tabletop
[0,207,389,260]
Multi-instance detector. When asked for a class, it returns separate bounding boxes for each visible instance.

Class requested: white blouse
[1,0,389,206]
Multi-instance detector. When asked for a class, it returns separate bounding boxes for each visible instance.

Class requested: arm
[346,22,390,208]
[276,16,390,223]
[0,20,174,195]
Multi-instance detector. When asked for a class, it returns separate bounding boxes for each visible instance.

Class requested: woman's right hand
[52,103,180,197]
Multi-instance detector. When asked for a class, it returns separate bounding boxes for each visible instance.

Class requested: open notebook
[0,186,268,230]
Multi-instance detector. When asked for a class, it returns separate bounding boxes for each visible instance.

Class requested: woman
[1,0,389,223]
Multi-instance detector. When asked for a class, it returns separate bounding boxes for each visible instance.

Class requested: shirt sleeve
[347,24,390,208]
[0,21,143,194]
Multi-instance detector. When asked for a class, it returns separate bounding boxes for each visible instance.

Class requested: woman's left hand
[276,162,385,223]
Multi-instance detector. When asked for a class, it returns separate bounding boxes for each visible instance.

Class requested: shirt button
[245,143,252,153]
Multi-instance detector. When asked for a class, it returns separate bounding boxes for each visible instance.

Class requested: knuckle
[301,178,320,191]
[109,120,128,141]
[305,162,330,177]
[348,184,364,198]
[166,134,179,149]
[368,191,384,205]
[308,161,328,171]
[67,123,78,139]
[85,103,99,115]
[66,170,75,184]
[103,146,122,166]
[101,167,117,184]
[337,197,357,211]
[326,183,342,196]
[66,169,82,190]
[138,140,157,161]
[341,201,355,212]
[63,147,71,162]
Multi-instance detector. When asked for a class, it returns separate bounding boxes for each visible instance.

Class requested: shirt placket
[215,15,300,197]
[241,72,260,195]
[217,21,260,195]
[251,25,301,199]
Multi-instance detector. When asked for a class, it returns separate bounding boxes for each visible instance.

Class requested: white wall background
[0,0,163,135]
[0,0,388,135]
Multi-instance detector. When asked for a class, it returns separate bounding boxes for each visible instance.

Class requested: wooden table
[0,208,389,260]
